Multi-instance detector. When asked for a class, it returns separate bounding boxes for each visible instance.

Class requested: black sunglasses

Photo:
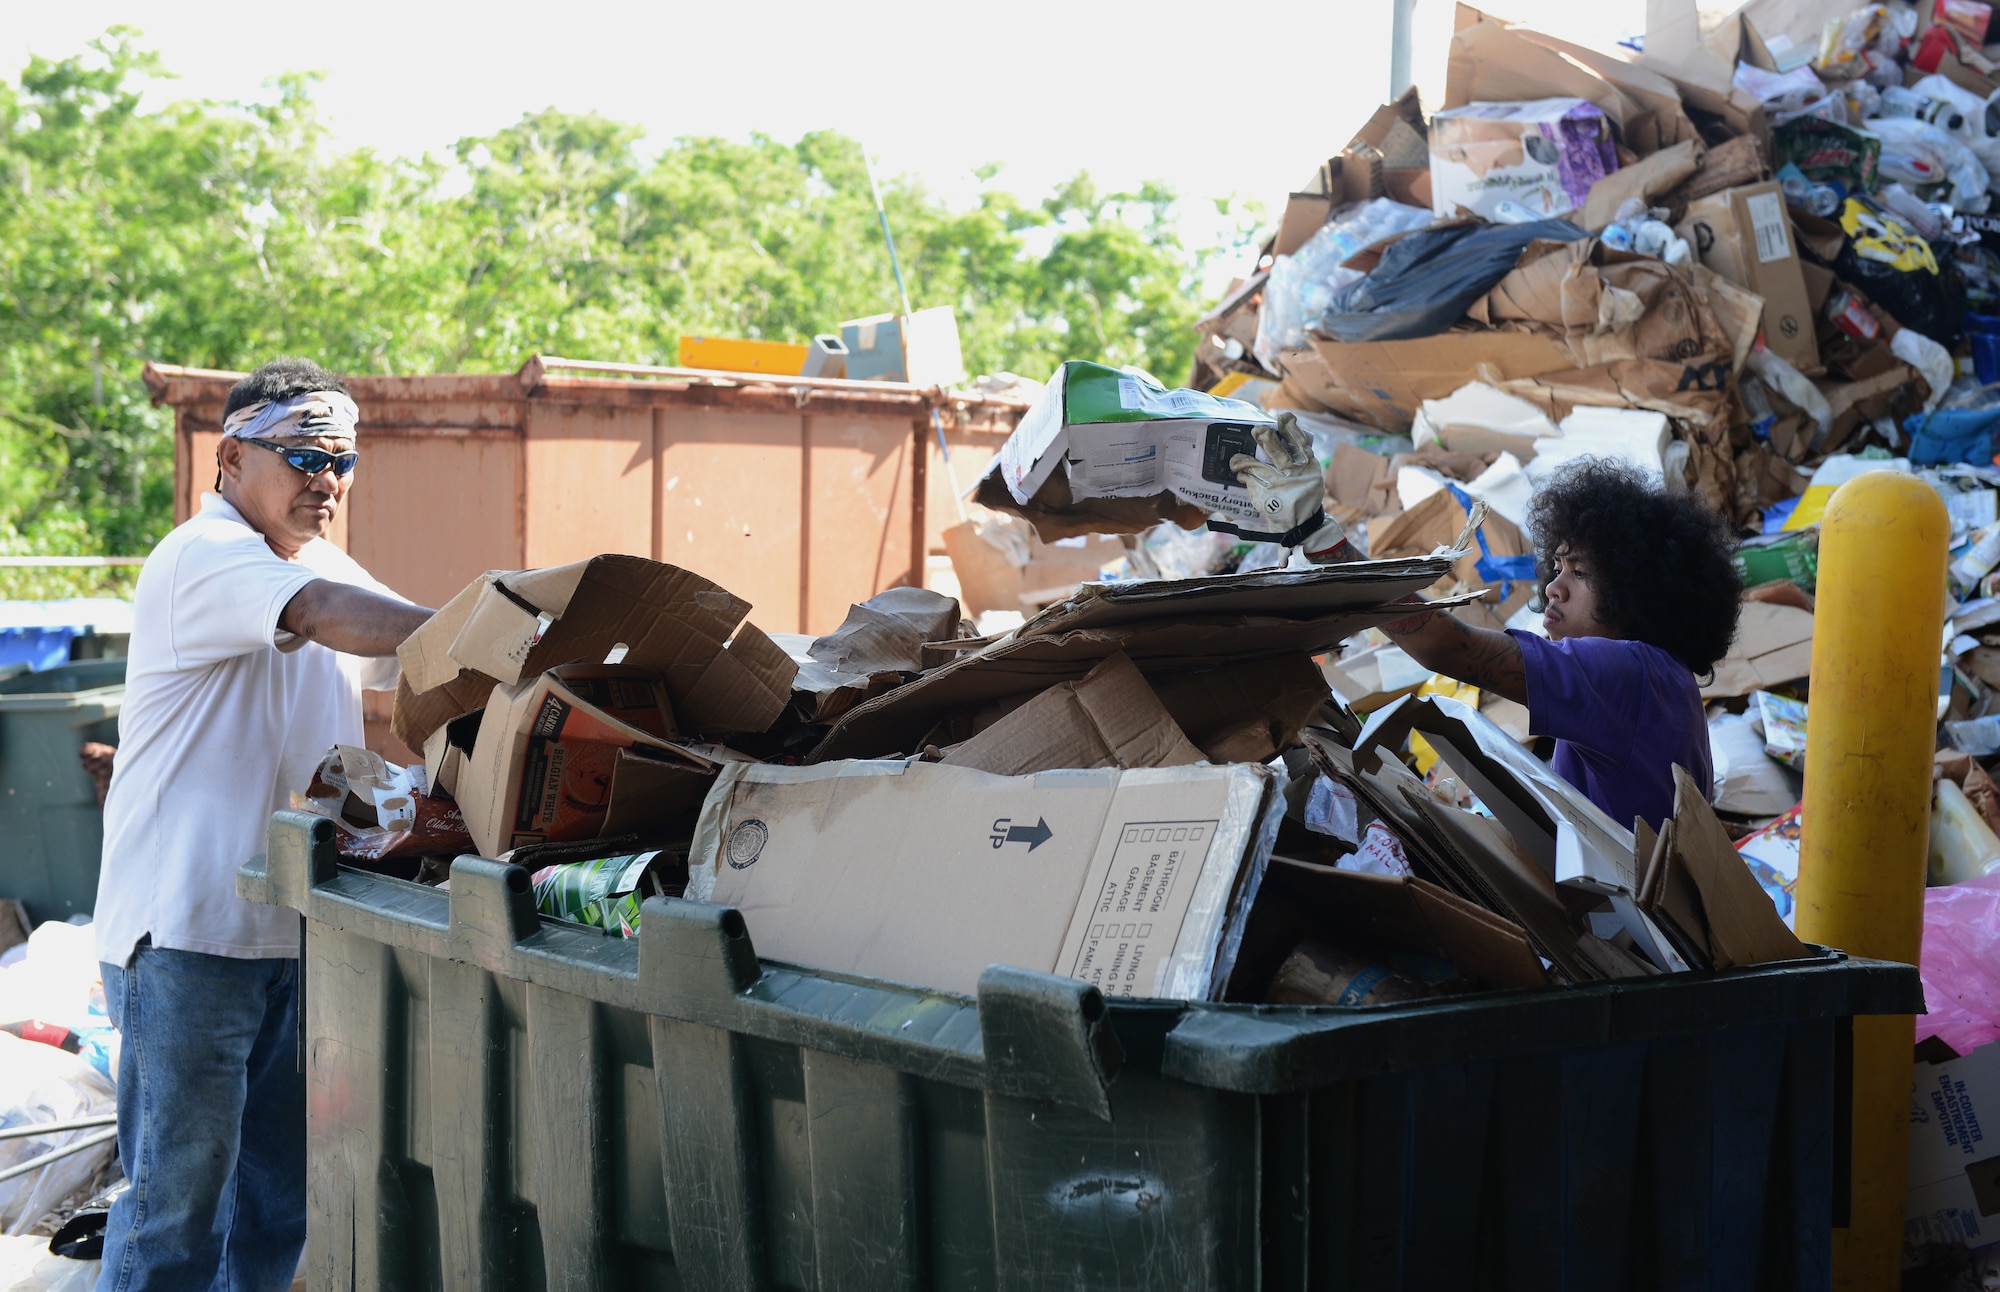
[240,437,359,479]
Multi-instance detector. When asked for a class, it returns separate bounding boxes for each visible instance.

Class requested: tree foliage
[0,33,1256,587]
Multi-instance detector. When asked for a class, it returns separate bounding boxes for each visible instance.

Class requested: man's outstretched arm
[1377,603,1529,705]
[279,580,433,657]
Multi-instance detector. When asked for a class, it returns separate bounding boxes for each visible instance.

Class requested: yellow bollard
[1795,470,1948,1290]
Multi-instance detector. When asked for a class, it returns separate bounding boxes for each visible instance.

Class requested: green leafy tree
[0,33,1245,591]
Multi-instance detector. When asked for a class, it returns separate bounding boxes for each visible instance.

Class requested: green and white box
[997,361,1278,528]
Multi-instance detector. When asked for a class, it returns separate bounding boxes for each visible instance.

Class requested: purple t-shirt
[1506,631,1712,832]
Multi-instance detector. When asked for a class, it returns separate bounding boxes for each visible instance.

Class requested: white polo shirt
[95,494,401,965]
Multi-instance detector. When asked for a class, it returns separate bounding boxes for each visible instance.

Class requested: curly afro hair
[1526,458,1742,676]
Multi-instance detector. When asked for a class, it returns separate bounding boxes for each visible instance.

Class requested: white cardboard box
[688,758,1280,999]
[1907,1041,2000,1262]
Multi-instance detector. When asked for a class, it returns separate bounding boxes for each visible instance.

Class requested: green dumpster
[0,658,125,923]
[240,812,1923,1291]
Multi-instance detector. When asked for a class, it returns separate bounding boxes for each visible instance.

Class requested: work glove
[1224,412,1357,561]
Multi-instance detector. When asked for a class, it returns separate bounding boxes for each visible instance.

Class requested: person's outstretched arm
[1378,602,1528,704]
[279,580,433,657]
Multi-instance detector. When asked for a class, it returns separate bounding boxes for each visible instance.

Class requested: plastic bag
[1834,198,1968,344]
[0,1034,117,1235]
[1863,115,1991,209]
[1893,327,1955,412]
[1817,5,1892,74]
[1734,61,1830,119]
[1906,406,2000,464]
[1317,218,1589,343]
[1915,873,2000,1054]
[1252,200,1430,369]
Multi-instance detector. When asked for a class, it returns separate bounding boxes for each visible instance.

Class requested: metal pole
[1390,0,1419,99]
[862,150,915,319]
[0,1114,117,1141]
[0,1126,119,1185]
[1794,470,1948,1290]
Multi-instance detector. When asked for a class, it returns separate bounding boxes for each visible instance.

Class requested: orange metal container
[149,356,1028,756]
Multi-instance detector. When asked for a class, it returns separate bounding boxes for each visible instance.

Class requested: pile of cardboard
[291,537,1812,1015]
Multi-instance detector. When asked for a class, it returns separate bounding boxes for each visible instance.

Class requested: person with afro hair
[1376,457,1742,831]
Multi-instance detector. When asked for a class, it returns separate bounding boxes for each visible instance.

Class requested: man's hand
[1230,412,1327,541]
[1377,598,1529,704]
[279,580,433,657]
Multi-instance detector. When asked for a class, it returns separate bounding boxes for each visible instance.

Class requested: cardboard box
[1906,1041,2000,1261]
[458,663,719,857]
[991,360,1283,533]
[1676,181,1821,373]
[839,306,967,388]
[940,517,1124,618]
[687,757,1281,1000]
[1429,98,1619,221]
[393,555,796,752]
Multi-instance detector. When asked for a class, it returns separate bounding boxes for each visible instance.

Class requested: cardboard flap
[1668,765,1811,968]
[1445,18,1635,132]
[1702,602,1814,699]
[392,667,503,753]
[1258,858,1549,992]
[1152,653,1330,765]
[398,575,498,696]
[601,747,723,837]
[395,555,798,745]
[941,652,1203,776]
[1398,783,1591,980]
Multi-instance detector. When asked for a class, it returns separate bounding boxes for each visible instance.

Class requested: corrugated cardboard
[1450,6,1700,153]
[1150,653,1330,764]
[810,557,1471,762]
[1642,766,1810,969]
[1702,602,1814,699]
[1677,181,1820,373]
[941,652,1204,775]
[1231,856,1548,999]
[1274,194,1335,257]
[941,518,1123,618]
[688,758,1281,1000]
[1308,734,1596,980]
[1906,1041,2000,1259]
[1468,239,1741,372]
[458,664,718,857]
[421,710,481,801]
[393,555,796,751]
[1297,333,1576,430]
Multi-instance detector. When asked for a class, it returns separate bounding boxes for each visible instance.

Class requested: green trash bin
[240,812,1923,1292]
[0,658,124,923]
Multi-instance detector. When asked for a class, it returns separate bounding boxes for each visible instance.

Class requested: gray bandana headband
[222,390,360,441]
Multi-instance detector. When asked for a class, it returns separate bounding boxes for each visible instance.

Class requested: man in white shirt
[94,357,433,1292]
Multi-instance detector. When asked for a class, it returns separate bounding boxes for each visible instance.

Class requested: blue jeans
[97,943,306,1292]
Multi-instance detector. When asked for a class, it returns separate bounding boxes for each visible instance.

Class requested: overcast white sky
[1,0,1648,255]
